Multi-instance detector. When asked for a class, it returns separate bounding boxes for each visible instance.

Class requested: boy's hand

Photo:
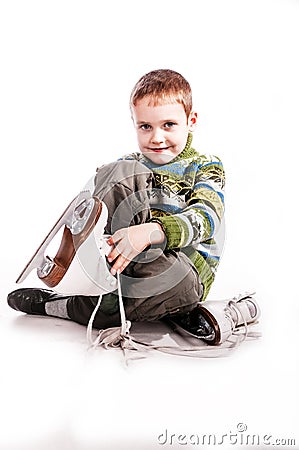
[106,223,165,275]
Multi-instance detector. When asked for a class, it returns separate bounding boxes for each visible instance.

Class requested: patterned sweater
[120,133,225,300]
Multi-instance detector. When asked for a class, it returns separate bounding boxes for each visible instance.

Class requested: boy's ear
[188,111,198,131]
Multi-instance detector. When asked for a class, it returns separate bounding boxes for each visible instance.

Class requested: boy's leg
[66,249,202,328]
[7,288,121,328]
[92,159,154,233]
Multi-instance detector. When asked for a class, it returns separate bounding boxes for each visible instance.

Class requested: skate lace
[86,271,140,357]
[226,298,262,343]
[86,284,261,362]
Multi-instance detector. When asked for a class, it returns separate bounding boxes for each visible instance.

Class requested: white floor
[0,252,298,449]
[1,1,298,448]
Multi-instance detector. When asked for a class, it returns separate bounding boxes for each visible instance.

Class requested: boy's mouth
[148,147,170,153]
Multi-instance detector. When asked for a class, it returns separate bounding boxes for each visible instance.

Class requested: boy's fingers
[107,243,126,263]
[110,255,130,275]
[106,230,122,247]
[107,248,117,262]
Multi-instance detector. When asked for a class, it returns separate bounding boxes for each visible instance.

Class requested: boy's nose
[151,129,165,145]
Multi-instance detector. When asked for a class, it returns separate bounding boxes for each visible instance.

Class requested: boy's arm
[151,157,225,249]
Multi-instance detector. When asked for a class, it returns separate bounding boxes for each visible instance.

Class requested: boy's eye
[140,124,151,130]
[164,122,176,128]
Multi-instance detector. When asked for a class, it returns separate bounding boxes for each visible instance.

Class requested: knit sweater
[120,133,225,300]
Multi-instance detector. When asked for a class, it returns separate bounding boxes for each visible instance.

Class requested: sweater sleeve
[154,156,225,249]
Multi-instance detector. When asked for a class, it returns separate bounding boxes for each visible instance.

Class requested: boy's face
[131,97,197,164]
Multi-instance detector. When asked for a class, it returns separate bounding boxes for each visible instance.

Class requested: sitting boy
[7,69,259,346]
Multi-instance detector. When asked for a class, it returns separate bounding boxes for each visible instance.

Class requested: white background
[0,0,298,449]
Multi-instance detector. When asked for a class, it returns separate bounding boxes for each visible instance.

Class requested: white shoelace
[226,299,262,342]
[86,271,139,354]
[86,278,261,362]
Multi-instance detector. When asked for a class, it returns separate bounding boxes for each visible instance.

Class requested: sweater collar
[171,132,196,162]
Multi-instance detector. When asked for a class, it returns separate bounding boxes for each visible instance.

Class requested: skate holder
[16,192,102,288]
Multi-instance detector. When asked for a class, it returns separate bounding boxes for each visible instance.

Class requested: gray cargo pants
[67,160,203,329]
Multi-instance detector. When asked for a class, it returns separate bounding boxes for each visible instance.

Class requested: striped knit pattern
[120,134,225,300]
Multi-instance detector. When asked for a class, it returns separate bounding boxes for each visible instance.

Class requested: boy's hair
[130,69,193,118]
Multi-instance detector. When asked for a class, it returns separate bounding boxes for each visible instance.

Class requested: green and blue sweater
[120,133,225,300]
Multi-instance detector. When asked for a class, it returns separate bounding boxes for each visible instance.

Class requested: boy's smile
[131,97,197,164]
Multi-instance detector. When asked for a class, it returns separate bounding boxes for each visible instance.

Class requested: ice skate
[170,292,260,345]
[16,191,117,296]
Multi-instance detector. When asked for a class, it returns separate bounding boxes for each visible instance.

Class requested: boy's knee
[93,159,153,199]
[97,159,152,183]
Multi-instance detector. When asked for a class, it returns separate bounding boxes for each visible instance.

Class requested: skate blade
[16,191,96,284]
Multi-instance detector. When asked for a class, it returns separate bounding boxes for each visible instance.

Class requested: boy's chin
[142,151,177,165]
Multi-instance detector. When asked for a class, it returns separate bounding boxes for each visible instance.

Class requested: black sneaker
[7,288,69,316]
[170,306,216,341]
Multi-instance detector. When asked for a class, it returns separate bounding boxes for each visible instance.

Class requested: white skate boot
[16,191,117,296]
[170,293,261,346]
[197,293,261,345]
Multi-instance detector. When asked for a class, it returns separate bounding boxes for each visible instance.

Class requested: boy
[8,69,259,346]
